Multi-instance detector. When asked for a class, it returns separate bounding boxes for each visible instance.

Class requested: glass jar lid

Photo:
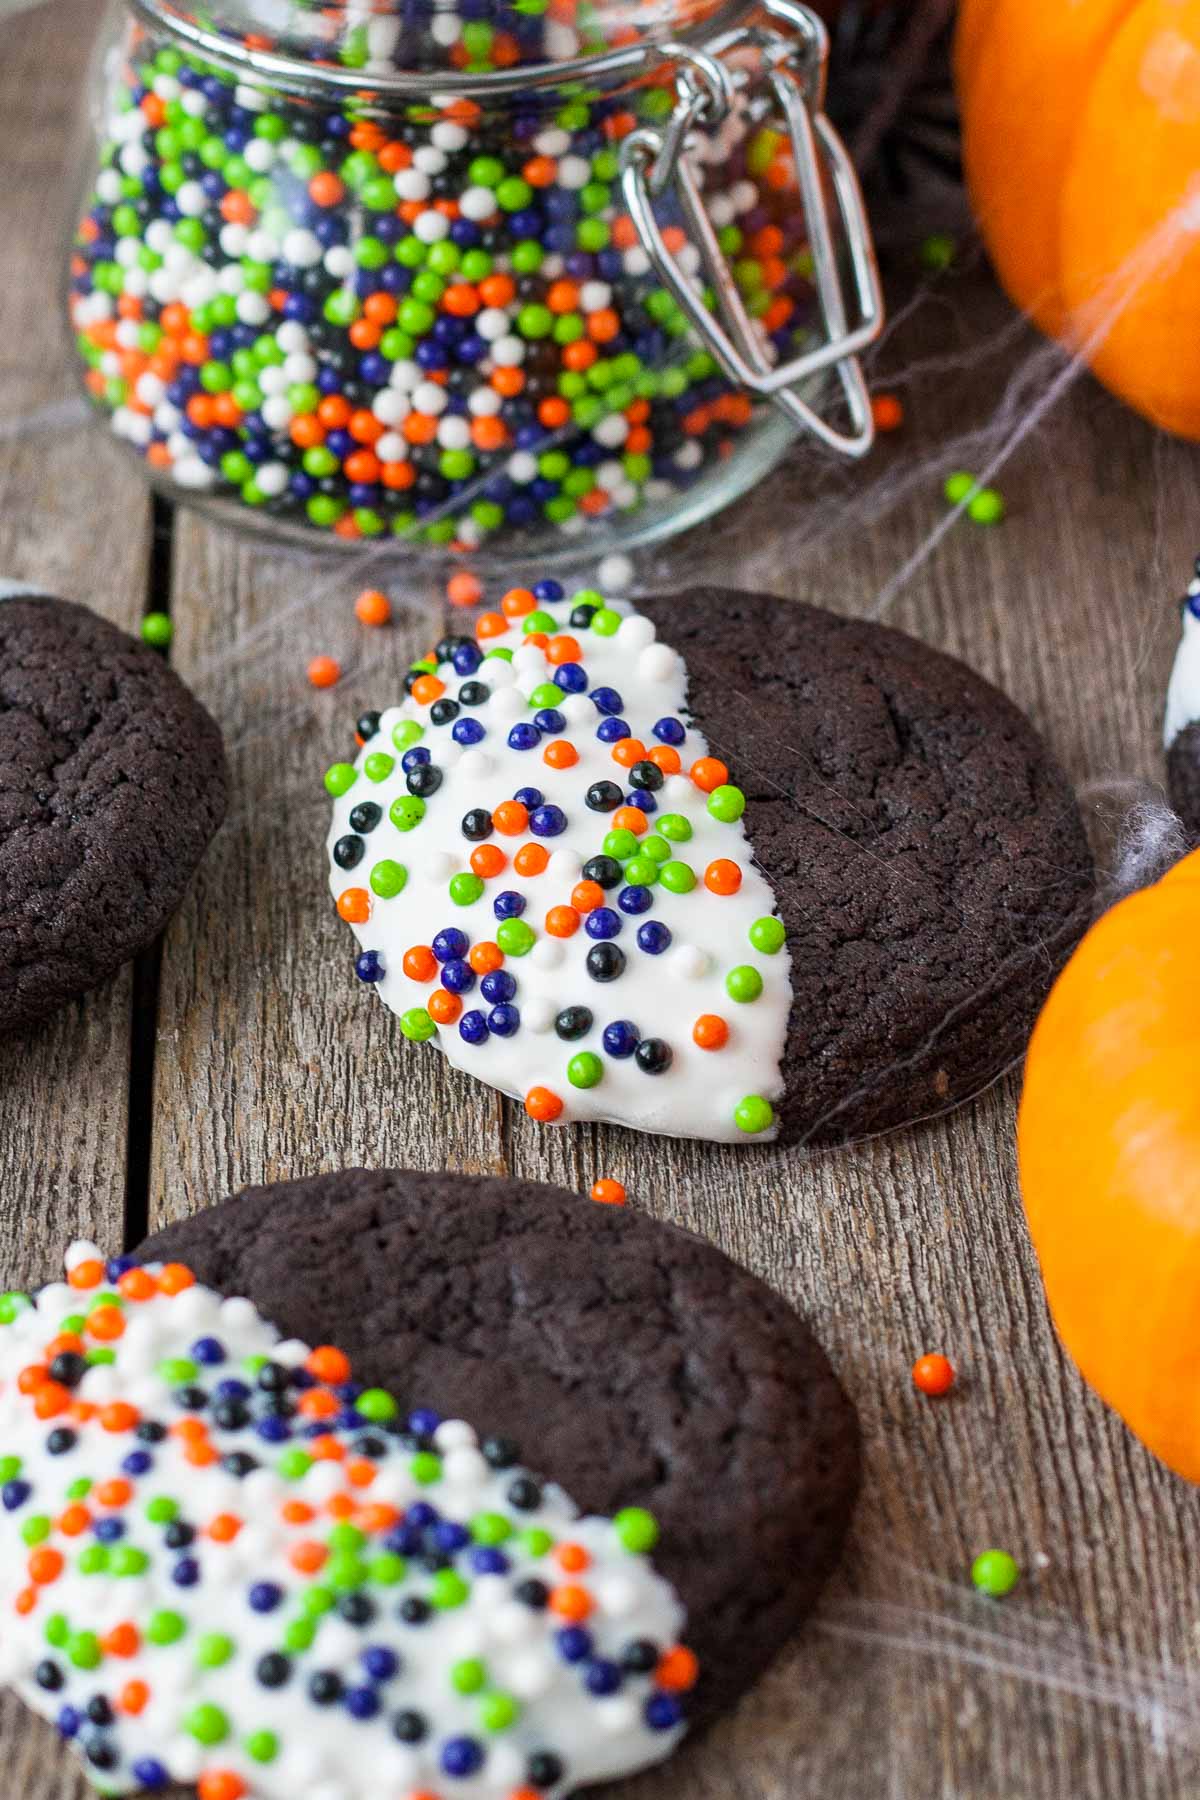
[135,0,752,86]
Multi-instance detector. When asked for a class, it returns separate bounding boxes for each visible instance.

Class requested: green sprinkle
[400,1008,437,1043]
[389,795,427,832]
[496,918,535,956]
[968,487,1005,525]
[66,1478,91,1502]
[523,609,557,635]
[943,471,976,505]
[0,1294,30,1326]
[452,1657,487,1694]
[44,1614,69,1649]
[471,1512,513,1546]
[370,860,407,899]
[640,834,671,864]
[278,1448,313,1482]
[328,1523,366,1553]
[77,1546,110,1576]
[327,1551,368,1591]
[726,965,764,1003]
[145,1496,179,1524]
[284,1618,317,1653]
[518,1527,553,1557]
[157,1357,198,1386]
[410,1450,442,1485]
[186,1703,230,1747]
[301,1585,335,1618]
[146,1610,186,1647]
[614,1506,660,1553]
[430,1569,469,1609]
[68,1631,103,1670]
[971,1549,1020,1597]
[196,1633,235,1669]
[245,1730,279,1764]
[707,784,746,823]
[591,607,622,637]
[529,682,564,709]
[369,1552,407,1586]
[567,1052,603,1089]
[356,1388,399,1422]
[748,917,786,955]
[0,1456,21,1482]
[734,1094,775,1135]
[141,612,173,649]
[21,1517,50,1547]
[603,829,639,861]
[623,856,658,888]
[450,872,486,907]
[324,762,357,798]
[920,231,957,272]
[111,1547,149,1577]
[364,751,395,783]
[480,1691,521,1731]
[658,861,697,895]
[391,719,425,752]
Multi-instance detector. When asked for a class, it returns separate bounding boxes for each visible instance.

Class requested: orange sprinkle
[357,1503,402,1535]
[185,1440,220,1468]
[447,571,483,609]
[87,1306,126,1343]
[103,1623,140,1659]
[117,1268,155,1304]
[912,1352,955,1397]
[14,1588,37,1616]
[289,1540,328,1575]
[57,1505,92,1538]
[207,1514,243,1544]
[493,800,529,837]
[99,1403,140,1434]
[704,859,742,896]
[33,1385,72,1421]
[67,1260,104,1291]
[538,396,571,430]
[197,1775,247,1800]
[28,1549,64,1586]
[118,1680,150,1716]
[428,988,462,1026]
[45,1334,85,1359]
[338,888,371,926]
[17,1365,49,1395]
[545,906,580,938]
[410,674,445,706]
[308,1433,346,1462]
[326,1492,356,1521]
[571,881,605,913]
[403,944,438,982]
[157,1262,195,1296]
[307,654,341,689]
[501,587,537,619]
[307,1345,352,1385]
[513,842,549,877]
[648,745,681,775]
[871,392,904,433]
[468,940,504,974]
[543,740,578,770]
[354,588,392,628]
[555,1542,591,1573]
[610,738,646,769]
[475,610,508,639]
[479,274,516,310]
[345,1458,377,1490]
[590,1178,627,1206]
[170,1419,209,1444]
[525,1086,564,1123]
[281,1500,315,1526]
[546,635,581,665]
[612,807,648,836]
[548,1582,594,1620]
[470,843,507,879]
[693,1014,729,1050]
[297,1388,340,1421]
[656,1645,700,1691]
[690,756,729,793]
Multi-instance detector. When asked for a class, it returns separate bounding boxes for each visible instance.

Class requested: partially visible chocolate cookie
[0,592,227,1032]
[643,588,1095,1143]
[1165,586,1200,842]
[138,1167,861,1726]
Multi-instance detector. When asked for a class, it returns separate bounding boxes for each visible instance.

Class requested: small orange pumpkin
[956,0,1200,439]
[1018,849,1200,1479]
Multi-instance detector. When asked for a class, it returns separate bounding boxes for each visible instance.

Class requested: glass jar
[67,0,881,568]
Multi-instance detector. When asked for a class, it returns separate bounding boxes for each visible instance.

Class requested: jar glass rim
[128,0,756,100]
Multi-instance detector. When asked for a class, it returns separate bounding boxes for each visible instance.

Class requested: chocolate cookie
[0,590,227,1033]
[1166,579,1200,841]
[138,1167,860,1729]
[325,583,1093,1145]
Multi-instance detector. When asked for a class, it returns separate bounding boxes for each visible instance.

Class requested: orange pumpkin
[1018,848,1200,1479]
[956,0,1200,439]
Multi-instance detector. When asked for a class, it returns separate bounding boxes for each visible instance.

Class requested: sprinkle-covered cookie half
[0,1170,859,1795]
[326,584,1093,1145]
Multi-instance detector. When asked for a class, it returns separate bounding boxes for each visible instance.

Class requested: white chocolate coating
[326,595,791,1142]
[1165,594,1200,749]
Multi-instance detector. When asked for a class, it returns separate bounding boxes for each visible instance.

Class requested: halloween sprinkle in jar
[68,0,882,565]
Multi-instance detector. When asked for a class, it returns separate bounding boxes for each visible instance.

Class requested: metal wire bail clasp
[618,0,884,459]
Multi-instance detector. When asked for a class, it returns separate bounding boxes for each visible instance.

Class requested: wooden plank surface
[6,1,1200,1796]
